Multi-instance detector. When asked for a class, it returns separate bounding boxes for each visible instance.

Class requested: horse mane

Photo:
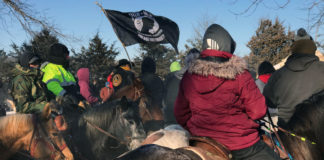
[0,114,34,150]
[282,90,324,160]
[0,114,33,140]
[80,99,140,134]
[81,100,119,129]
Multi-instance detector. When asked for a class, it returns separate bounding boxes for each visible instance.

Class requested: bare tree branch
[1,0,65,37]
[229,0,262,16]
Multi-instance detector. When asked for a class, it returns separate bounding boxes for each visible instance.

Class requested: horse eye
[128,120,135,125]
[52,133,59,136]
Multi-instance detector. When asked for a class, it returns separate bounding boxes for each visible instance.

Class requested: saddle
[186,136,232,160]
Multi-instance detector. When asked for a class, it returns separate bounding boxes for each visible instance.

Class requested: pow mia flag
[105,9,179,53]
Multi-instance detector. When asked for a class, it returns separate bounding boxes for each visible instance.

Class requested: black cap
[141,57,156,74]
[47,43,69,65]
[117,59,132,68]
[258,61,275,75]
[19,51,40,68]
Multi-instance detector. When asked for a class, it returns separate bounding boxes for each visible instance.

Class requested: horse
[116,90,324,160]
[0,103,73,160]
[116,135,231,160]
[276,90,324,160]
[109,69,164,134]
[62,96,147,160]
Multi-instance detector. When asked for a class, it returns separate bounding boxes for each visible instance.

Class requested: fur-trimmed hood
[188,56,247,79]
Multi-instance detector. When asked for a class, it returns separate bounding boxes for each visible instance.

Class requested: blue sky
[0,0,314,59]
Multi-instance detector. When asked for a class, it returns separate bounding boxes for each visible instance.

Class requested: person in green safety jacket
[11,51,53,113]
[41,43,80,107]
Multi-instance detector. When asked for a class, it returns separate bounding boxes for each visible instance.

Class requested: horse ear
[41,103,52,120]
[120,96,128,111]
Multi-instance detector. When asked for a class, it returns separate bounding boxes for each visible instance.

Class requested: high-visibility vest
[41,62,76,96]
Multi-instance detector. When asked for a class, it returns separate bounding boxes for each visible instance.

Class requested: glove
[100,87,114,103]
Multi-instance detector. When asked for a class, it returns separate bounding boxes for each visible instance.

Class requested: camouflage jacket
[11,64,53,113]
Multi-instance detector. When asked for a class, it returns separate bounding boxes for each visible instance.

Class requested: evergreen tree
[71,34,119,83]
[136,43,179,77]
[247,18,294,72]
[30,29,59,60]
[0,50,9,81]
[9,29,59,60]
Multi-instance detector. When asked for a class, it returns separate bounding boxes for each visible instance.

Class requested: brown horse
[0,103,73,160]
[111,74,164,134]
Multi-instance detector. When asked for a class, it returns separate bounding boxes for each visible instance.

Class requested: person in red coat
[174,24,280,160]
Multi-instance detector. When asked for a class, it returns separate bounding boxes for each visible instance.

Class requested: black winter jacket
[263,53,324,125]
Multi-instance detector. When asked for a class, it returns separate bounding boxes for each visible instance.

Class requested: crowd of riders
[7,23,324,160]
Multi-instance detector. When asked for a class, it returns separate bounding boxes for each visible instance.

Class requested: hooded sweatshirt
[77,68,98,104]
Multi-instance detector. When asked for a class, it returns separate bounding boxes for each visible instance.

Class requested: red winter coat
[174,50,266,151]
[77,68,98,104]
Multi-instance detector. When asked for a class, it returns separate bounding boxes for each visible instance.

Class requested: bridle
[28,114,67,159]
[132,80,154,121]
[113,80,154,121]
[84,118,145,149]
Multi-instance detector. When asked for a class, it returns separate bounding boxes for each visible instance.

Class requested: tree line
[0,17,321,88]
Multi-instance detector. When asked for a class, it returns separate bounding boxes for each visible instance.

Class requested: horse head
[0,103,73,160]
[114,96,147,150]
[32,103,73,160]
[80,96,146,155]
[109,69,164,134]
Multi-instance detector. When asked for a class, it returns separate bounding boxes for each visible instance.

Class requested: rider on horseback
[263,28,324,129]
[11,51,53,113]
[174,24,280,160]
[41,43,81,108]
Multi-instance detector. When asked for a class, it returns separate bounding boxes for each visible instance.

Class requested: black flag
[105,9,179,53]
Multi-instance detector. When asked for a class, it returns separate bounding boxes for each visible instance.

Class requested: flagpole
[95,2,132,62]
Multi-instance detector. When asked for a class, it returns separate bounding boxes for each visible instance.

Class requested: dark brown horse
[116,136,231,160]
[276,90,324,160]
[0,103,73,160]
[109,69,164,134]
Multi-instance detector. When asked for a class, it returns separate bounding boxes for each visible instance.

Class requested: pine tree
[30,29,59,60]
[71,34,119,82]
[136,44,179,77]
[0,49,13,82]
[9,29,59,60]
[247,18,294,72]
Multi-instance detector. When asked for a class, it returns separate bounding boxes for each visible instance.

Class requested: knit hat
[185,48,200,68]
[294,28,312,41]
[47,43,69,65]
[170,61,181,72]
[141,57,156,74]
[291,28,317,54]
[202,24,236,54]
[258,61,275,75]
[19,51,40,68]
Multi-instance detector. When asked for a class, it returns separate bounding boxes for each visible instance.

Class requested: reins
[27,114,67,159]
[262,117,317,145]
[265,109,289,156]
[84,118,129,146]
